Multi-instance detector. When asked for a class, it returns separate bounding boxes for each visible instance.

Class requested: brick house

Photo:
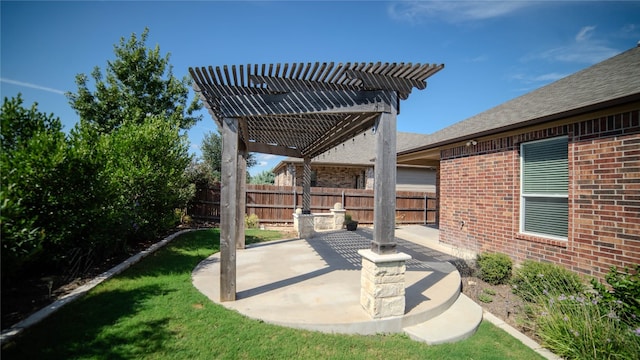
[273,131,437,192]
[397,45,640,280]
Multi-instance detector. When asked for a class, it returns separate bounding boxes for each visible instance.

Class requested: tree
[58,28,199,274]
[0,94,62,152]
[200,130,257,181]
[67,27,201,134]
[250,170,275,185]
[1,95,67,278]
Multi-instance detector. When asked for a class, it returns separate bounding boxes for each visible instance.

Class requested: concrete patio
[192,225,483,344]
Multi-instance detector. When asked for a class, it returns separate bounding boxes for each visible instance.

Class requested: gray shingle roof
[400,45,640,154]
[274,131,431,169]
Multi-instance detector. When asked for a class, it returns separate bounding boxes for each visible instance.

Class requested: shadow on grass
[1,230,225,359]
[2,285,172,359]
[118,229,221,279]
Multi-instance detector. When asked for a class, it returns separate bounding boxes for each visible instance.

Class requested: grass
[2,229,544,359]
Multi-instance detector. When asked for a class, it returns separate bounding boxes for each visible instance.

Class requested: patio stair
[403,293,483,345]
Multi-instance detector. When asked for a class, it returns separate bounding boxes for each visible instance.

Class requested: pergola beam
[219,90,393,118]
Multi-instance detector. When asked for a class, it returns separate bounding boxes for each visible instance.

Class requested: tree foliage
[200,130,257,181]
[2,29,201,281]
[250,170,275,185]
[67,27,201,134]
[0,94,62,151]
[1,95,66,277]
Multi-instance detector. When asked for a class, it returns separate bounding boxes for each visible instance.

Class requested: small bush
[344,213,353,224]
[476,252,513,285]
[535,290,640,359]
[514,265,640,359]
[478,293,493,303]
[483,288,497,296]
[591,265,640,327]
[511,260,585,302]
[245,213,259,229]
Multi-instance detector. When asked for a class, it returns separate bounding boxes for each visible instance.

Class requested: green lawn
[2,229,544,359]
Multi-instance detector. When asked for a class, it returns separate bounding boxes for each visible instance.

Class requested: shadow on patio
[192,226,465,335]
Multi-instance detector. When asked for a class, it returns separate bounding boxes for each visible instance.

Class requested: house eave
[398,92,640,157]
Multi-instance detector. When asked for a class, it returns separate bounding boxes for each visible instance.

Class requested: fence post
[293,187,297,212]
[424,194,428,225]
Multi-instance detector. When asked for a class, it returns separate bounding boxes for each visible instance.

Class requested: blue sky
[2,1,639,175]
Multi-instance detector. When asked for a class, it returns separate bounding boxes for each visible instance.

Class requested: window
[520,136,568,239]
[310,170,317,187]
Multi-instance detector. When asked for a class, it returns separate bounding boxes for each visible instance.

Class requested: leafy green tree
[200,130,257,181]
[1,95,67,277]
[67,27,201,134]
[250,170,275,185]
[94,116,193,243]
[56,28,199,274]
[0,94,62,151]
[201,131,223,181]
[184,159,218,188]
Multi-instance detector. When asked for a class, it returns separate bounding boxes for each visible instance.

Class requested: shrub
[483,288,497,296]
[534,290,640,359]
[245,213,260,229]
[511,260,585,302]
[1,95,67,278]
[510,264,640,359]
[344,213,353,224]
[476,252,513,285]
[591,265,640,328]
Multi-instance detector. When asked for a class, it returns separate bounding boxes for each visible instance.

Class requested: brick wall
[439,107,640,280]
[274,164,371,189]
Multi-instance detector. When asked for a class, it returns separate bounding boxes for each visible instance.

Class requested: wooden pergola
[189,62,444,301]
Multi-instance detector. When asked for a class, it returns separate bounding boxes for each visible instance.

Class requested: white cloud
[575,25,596,42]
[511,72,568,85]
[536,43,619,64]
[388,0,533,23]
[0,78,66,95]
[524,26,621,65]
[258,153,279,161]
[466,54,489,63]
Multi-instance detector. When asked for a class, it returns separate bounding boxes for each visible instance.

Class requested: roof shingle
[400,45,640,154]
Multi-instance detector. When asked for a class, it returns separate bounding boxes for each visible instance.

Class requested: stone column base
[358,249,411,319]
[293,209,315,239]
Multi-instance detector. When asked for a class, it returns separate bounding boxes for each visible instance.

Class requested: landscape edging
[0,228,198,345]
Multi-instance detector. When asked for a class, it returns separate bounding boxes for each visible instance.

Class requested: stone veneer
[358,250,411,319]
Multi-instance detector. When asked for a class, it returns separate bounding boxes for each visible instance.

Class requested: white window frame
[519,136,568,241]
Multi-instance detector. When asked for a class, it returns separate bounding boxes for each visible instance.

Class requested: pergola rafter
[190,62,444,159]
[189,61,444,302]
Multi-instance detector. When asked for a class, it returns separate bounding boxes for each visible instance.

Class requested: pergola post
[236,141,247,249]
[293,156,315,238]
[302,157,312,214]
[359,91,412,319]
[371,107,398,254]
[220,117,239,302]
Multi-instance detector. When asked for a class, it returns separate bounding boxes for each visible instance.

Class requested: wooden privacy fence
[188,184,437,225]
